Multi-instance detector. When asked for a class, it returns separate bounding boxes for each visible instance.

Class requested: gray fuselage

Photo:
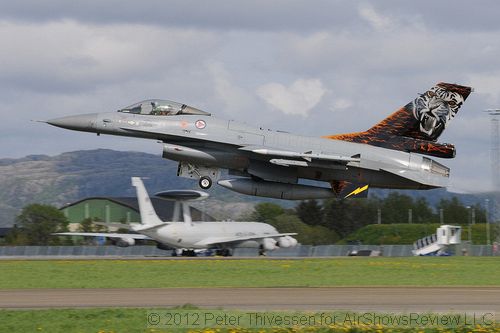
[47,110,449,191]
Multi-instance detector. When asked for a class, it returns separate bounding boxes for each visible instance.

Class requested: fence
[0,244,497,257]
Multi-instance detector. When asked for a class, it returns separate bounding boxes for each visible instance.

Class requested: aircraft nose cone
[46,113,98,132]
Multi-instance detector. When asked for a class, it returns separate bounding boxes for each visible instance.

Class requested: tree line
[245,193,487,243]
[3,193,488,246]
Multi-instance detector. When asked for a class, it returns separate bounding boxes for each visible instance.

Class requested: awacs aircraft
[54,177,298,256]
[46,82,472,200]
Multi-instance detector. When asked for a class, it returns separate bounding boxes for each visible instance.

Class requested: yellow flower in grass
[203,330,216,333]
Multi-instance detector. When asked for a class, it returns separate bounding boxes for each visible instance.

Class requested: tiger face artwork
[411,85,465,141]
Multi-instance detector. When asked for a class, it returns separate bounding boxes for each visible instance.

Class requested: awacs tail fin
[324,82,472,158]
[131,177,164,226]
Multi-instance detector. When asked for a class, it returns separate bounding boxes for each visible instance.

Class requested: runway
[1,287,499,312]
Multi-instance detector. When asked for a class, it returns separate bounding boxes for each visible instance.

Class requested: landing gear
[177,162,220,189]
[215,248,233,257]
[181,249,197,257]
[199,176,212,189]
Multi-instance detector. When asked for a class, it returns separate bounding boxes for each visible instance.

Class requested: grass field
[0,308,498,333]
[0,257,499,289]
[1,257,499,333]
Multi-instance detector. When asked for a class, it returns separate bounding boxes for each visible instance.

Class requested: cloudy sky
[1,0,499,192]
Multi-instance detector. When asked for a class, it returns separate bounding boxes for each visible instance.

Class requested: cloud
[467,72,500,105]
[2,1,500,35]
[0,0,357,32]
[357,3,395,31]
[331,98,353,111]
[0,1,498,193]
[0,20,218,94]
[256,79,326,116]
[207,62,255,115]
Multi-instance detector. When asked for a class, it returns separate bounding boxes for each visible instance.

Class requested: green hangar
[60,197,213,230]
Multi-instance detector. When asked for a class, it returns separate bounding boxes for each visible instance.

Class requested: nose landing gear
[176,162,220,190]
[199,176,212,189]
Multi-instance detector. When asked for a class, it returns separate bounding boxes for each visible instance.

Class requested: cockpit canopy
[118,99,211,116]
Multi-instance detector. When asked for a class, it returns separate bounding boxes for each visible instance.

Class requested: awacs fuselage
[46,82,472,200]
[54,177,298,256]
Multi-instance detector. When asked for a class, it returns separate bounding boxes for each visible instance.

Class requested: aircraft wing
[119,126,360,165]
[238,145,360,166]
[192,233,297,247]
[53,232,152,240]
[93,222,133,230]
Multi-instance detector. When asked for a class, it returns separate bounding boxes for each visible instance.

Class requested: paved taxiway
[1,287,499,312]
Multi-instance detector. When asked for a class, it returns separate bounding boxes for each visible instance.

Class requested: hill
[0,149,493,227]
[0,149,258,226]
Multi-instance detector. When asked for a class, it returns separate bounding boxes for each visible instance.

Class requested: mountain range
[0,149,492,227]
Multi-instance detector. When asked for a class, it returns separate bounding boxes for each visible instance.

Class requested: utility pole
[408,208,412,224]
[467,206,472,244]
[486,198,491,245]
[485,109,500,223]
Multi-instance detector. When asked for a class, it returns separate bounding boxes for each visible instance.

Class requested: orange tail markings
[323,82,472,158]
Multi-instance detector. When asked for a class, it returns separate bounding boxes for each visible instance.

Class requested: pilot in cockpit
[150,101,178,116]
[150,101,167,116]
[150,101,160,115]
[118,99,210,116]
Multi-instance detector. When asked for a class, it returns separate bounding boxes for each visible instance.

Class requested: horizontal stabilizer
[93,222,133,230]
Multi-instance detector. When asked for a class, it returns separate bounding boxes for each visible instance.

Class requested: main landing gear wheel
[216,249,233,257]
[199,176,212,189]
[182,250,197,257]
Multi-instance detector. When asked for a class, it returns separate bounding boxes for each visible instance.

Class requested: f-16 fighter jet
[46,82,472,200]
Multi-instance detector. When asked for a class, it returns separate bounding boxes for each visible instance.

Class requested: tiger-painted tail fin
[324,82,472,158]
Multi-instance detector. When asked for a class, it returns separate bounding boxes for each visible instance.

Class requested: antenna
[154,190,209,226]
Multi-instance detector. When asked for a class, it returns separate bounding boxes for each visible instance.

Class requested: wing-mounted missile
[239,146,360,164]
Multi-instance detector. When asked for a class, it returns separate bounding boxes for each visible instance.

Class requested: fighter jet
[46,82,472,200]
[54,177,298,256]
